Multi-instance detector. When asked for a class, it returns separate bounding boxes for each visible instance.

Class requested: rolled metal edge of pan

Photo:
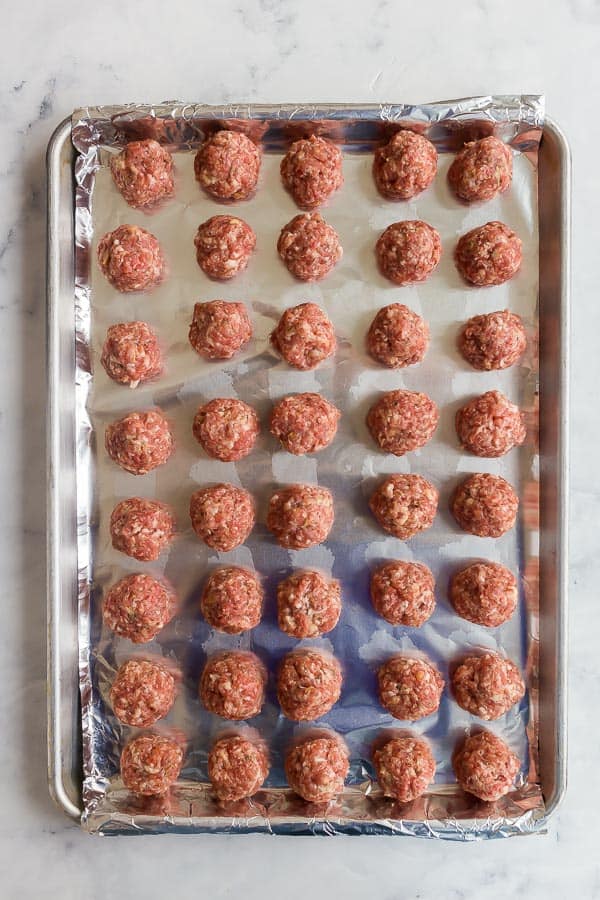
[46,115,82,820]
[537,115,571,823]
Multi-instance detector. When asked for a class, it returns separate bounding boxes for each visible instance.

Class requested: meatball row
[97,216,523,292]
[106,467,520,568]
[102,388,525,477]
[120,725,520,806]
[100,305,527,390]
[106,468,521,566]
[107,649,523,729]
[110,133,512,211]
[103,554,519,647]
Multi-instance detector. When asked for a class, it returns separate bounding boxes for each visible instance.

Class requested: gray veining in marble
[0,0,597,897]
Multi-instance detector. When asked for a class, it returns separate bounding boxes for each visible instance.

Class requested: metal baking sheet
[46,99,570,838]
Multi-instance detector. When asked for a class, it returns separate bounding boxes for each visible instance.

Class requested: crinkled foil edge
[73,95,546,838]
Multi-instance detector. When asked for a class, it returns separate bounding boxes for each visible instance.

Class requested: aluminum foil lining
[72,96,546,838]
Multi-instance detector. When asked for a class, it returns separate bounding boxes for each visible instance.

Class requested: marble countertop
[1,0,595,897]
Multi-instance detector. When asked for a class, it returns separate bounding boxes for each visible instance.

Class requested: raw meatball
[110,497,175,561]
[199,650,267,720]
[367,390,439,455]
[101,322,162,388]
[105,410,174,475]
[450,561,518,627]
[373,131,437,200]
[285,735,349,802]
[455,221,522,286]
[453,730,520,801]
[277,570,341,638]
[277,650,342,721]
[280,135,343,209]
[201,566,263,634]
[271,302,336,370]
[459,310,527,371]
[194,130,261,201]
[270,393,340,455]
[452,653,525,720]
[451,474,518,538]
[189,483,255,551]
[192,398,260,462]
[369,474,438,540]
[366,303,429,369]
[110,659,177,727]
[370,560,435,627]
[267,484,334,549]
[110,139,175,209]
[97,224,165,292]
[208,735,269,803]
[121,733,183,796]
[189,300,252,360]
[376,220,441,286]
[377,656,444,721]
[448,136,512,203]
[103,573,177,643]
[277,213,342,281]
[456,390,526,458]
[194,215,256,280]
[373,735,436,802]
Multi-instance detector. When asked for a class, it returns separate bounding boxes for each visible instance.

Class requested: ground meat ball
[121,733,183,796]
[194,130,261,201]
[199,651,266,720]
[448,136,513,204]
[376,220,441,286]
[208,735,269,802]
[200,566,263,634]
[459,310,527,371]
[110,498,175,561]
[189,300,252,360]
[97,225,165,293]
[456,390,526,458]
[105,410,174,475]
[101,322,162,388]
[194,215,256,280]
[270,393,340,455]
[110,659,177,727]
[452,654,525,720]
[189,484,255,551]
[370,561,435,627]
[453,730,520,801]
[110,140,175,209]
[277,650,342,721]
[271,303,336,370]
[277,213,342,282]
[192,398,260,462]
[451,474,518,538]
[277,570,342,638]
[103,574,177,643]
[280,136,343,209]
[267,484,334,549]
[373,735,436,802]
[455,222,522,286]
[450,562,518,627]
[285,735,349,802]
[367,390,439,456]
[377,656,444,721]
[373,131,437,200]
[369,474,438,540]
[366,303,429,369]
